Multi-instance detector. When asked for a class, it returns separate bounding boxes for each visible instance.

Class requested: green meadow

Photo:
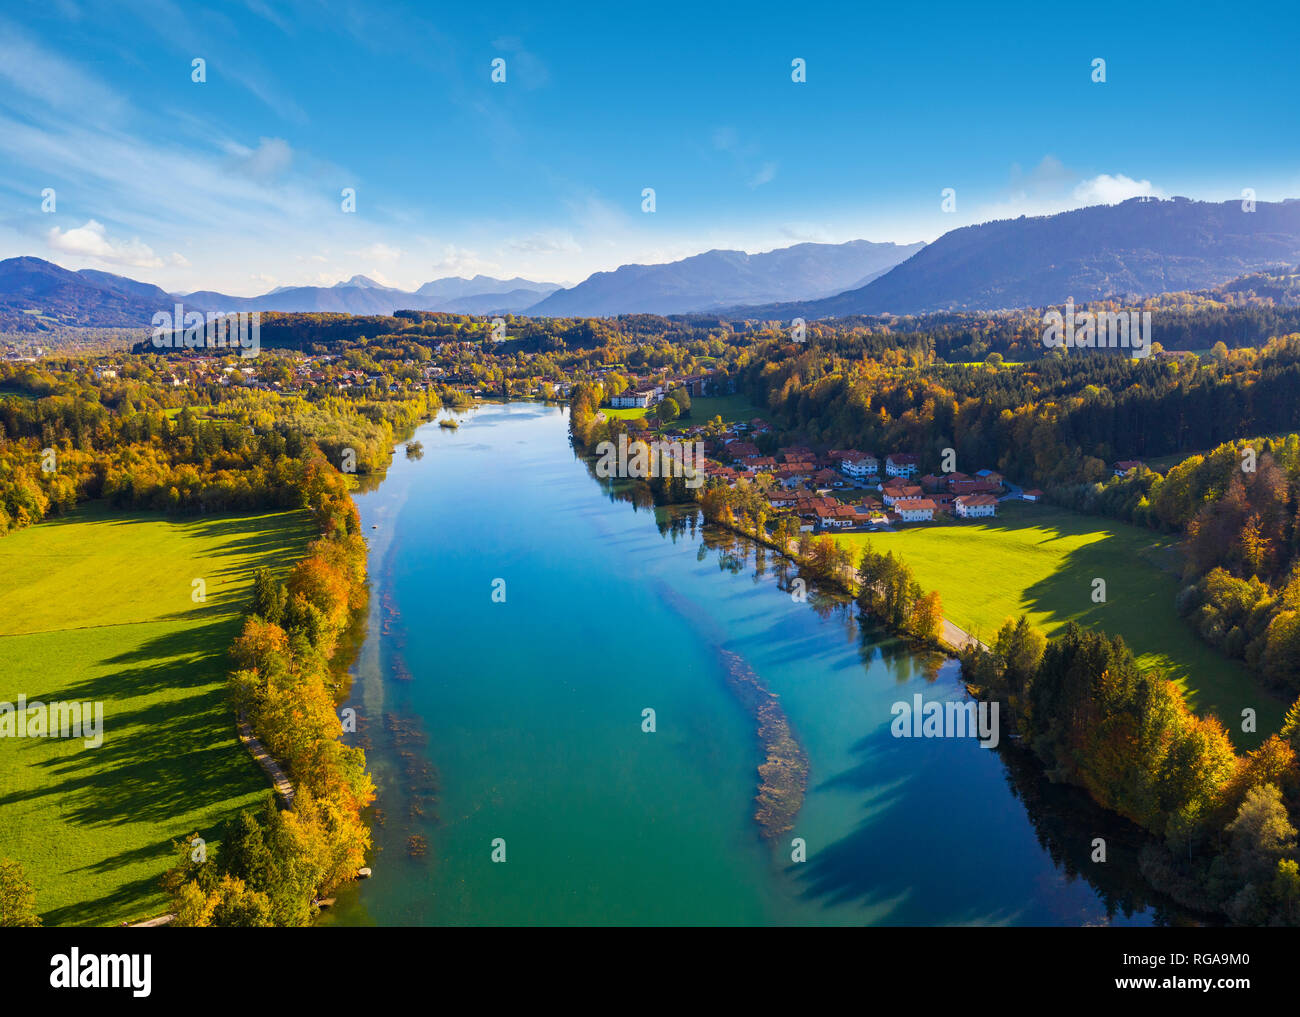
[686,393,766,425]
[600,393,765,426]
[0,501,312,925]
[600,405,650,421]
[836,501,1286,746]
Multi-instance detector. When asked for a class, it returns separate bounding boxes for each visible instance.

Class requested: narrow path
[940,618,988,653]
[237,714,295,809]
[127,913,176,927]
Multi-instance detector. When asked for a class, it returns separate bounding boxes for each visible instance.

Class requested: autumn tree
[0,859,40,927]
[909,590,944,643]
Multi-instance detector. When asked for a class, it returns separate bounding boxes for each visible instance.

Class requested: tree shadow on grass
[0,685,265,825]
[44,618,237,702]
[48,789,277,926]
[941,510,1282,735]
[9,507,313,925]
[1002,517,1283,736]
[42,871,167,927]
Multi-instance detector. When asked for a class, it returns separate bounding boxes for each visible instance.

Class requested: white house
[611,390,654,409]
[839,451,879,478]
[955,494,998,518]
[893,498,935,522]
[882,485,923,507]
[885,453,920,478]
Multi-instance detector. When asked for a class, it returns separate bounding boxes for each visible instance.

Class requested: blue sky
[1,0,1296,295]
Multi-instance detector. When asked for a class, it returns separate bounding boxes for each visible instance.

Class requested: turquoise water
[324,401,1181,926]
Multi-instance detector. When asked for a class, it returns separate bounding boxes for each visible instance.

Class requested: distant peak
[338,275,384,289]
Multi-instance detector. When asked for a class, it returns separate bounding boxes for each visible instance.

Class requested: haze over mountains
[185,274,565,317]
[525,240,925,316]
[746,197,1300,319]
[3,197,1300,331]
[0,239,920,328]
[0,261,567,328]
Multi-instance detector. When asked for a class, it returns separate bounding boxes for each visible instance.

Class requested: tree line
[162,451,374,926]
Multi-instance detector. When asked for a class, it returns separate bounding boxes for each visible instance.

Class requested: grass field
[601,406,649,421]
[0,501,312,925]
[600,393,766,426]
[686,394,765,425]
[835,501,1286,746]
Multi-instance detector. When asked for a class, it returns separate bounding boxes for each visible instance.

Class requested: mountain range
[184,274,565,317]
[0,263,566,329]
[743,197,1300,319]
[4,197,1300,330]
[524,240,925,316]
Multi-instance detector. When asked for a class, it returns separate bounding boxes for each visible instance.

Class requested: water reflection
[644,488,1197,924]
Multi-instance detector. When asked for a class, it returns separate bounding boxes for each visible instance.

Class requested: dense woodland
[0,357,438,537]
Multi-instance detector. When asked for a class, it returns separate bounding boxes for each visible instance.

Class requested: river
[321,400,1189,926]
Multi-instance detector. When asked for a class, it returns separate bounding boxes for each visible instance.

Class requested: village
[699,432,1038,533]
[69,345,576,402]
[591,371,1117,534]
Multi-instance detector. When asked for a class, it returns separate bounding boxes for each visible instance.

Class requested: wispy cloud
[0,18,126,117]
[226,137,294,181]
[121,0,308,122]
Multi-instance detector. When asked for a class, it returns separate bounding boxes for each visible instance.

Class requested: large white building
[611,389,655,409]
[893,498,935,522]
[839,452,879,478]
[885,453,919,478]
[955,494,998,518]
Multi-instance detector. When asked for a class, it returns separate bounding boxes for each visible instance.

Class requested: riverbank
[835,503,1284,745]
